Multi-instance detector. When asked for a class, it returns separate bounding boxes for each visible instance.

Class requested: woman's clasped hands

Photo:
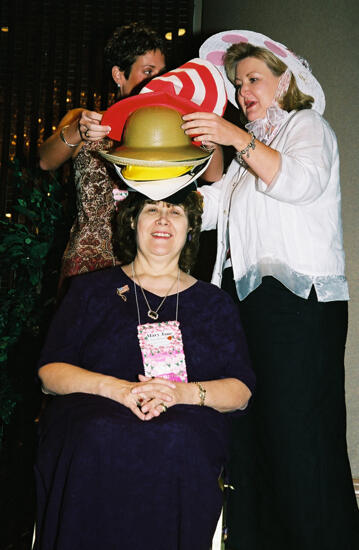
[119,374,185,421]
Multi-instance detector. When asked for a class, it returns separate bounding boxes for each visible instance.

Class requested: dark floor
[0,392,41,550]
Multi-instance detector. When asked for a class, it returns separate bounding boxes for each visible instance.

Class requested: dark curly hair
[115,191,203,273]
[104,22,166,79]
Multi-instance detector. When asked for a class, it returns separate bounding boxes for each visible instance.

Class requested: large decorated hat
[109,104,214,201]
[99,58,227,200]
[101,105,210,168]
[199,30,325,114]
[101,58,227,142]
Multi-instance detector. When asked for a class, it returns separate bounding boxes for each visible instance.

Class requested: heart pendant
[147,310,159,320]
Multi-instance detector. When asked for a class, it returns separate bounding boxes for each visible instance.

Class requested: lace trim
[233,260,349,302]
[243,69,292,147]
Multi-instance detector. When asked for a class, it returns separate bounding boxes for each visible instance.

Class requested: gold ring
[85,129,90,138]
[160,403,167,413]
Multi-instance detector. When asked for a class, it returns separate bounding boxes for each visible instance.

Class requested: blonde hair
[224,42,314,116]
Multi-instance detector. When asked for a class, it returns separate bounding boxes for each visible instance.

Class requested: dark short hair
[115,191,203,273]
[104,22,166,79]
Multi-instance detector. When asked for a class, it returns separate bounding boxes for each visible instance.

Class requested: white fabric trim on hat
[114,156,212,201]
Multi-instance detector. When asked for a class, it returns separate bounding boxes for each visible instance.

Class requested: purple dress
[34,267,255,550]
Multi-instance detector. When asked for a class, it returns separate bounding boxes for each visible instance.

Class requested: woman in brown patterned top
[39,23,166,278]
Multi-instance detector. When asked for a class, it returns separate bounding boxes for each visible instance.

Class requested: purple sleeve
[38,275,90,369]
[182,281,255,403]
[214,289,255,395]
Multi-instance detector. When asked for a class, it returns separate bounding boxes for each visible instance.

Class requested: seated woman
[34,98,255,550]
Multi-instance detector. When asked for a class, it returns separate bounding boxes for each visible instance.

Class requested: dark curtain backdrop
[0,3,202,547]
[0,0,197,215]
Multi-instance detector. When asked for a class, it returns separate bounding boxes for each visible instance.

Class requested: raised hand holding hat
[99,58,227,201]
[101,58,227,141]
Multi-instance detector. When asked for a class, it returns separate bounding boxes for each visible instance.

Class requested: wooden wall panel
[0,0,196,214]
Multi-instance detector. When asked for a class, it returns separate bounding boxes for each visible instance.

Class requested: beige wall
[200,0,359,476]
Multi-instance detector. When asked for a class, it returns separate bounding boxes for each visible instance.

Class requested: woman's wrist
[233,128,254,152]
[59,120,83,148]
[193,381,207,406]
[181,381,207,406]
[98,375,128,402]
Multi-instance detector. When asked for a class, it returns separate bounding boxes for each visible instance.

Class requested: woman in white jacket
[182,30,359,550]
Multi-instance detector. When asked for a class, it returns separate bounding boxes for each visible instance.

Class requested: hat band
[114,155,212,201]
[122,164,193,181]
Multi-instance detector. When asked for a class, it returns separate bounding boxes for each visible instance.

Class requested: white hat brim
[99,149,210,167]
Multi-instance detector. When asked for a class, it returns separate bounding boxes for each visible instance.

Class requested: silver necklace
[131,262,180,320]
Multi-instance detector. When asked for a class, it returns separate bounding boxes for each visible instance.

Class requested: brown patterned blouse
[61,139,121,278]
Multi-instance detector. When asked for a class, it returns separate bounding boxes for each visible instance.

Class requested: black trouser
[222,270,359,550]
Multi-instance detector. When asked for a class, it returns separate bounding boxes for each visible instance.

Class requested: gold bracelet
[59,124,82,148]
[194,382,206,406]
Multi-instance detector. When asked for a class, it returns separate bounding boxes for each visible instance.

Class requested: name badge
[137,320,188,383]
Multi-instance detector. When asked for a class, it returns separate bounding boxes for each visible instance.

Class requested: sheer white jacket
[200,109,349,302]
